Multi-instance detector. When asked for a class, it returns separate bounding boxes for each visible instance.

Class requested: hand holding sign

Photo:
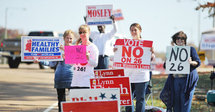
[110,15,115,23]
[59,45,64,51]
[86,51,90,60]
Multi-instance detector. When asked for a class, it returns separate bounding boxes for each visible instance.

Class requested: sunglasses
[79,31,87,34]
[176,37,185,40]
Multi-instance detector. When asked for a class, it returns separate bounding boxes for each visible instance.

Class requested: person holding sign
[34,30,75,112]
[71,24,99,89]
[113,23,155,112]
[85,15,117,69]
[160,31,201,112]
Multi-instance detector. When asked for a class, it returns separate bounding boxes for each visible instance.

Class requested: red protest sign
[113,39,153,69]
[94,69,124,77]
[62,100,119,112]
[90,77,132,106]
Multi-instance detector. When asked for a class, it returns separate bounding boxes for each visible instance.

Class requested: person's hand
[150,47,154,54]
[150,47,155,61]
[113,47,118,52]
[33,57,39,63]
[188,57,192,63]
[84,16,87,24]
[171,41,175,46]
[60,45,64,51]
[86,51,90,60]
[62,54,65,59]
[188,57,198,66]
[110,15,115,23]
[151,54,155,61]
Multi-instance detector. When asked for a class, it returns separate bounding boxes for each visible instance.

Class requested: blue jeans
[95,55,109,69]
[126,82,149,112]
[173,77,195,112]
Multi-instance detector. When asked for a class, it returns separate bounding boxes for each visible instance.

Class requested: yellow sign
[198,51,205,61]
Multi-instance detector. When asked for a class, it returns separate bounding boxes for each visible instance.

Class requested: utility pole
[4,7,26,39]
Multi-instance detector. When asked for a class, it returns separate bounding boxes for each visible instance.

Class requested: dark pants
[56,88,67,112]
[126,82,149,112]
[95,55,109,69]
[57,87,89,112]
[173,77,195,112]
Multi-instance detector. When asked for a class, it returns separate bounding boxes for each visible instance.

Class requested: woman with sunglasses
[70,24,99,89]
[160,31,201,112]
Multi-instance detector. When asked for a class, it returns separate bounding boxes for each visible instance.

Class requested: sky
[0,0,214,52]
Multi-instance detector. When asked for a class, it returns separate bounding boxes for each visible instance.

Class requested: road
[0,63,61,112]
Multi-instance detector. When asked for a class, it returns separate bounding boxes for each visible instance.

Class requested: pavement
[0,63,61,112]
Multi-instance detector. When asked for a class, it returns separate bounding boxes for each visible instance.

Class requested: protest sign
[68,88,120,103]
[90,77,132,106]
[62,101,119,112]
[21,36,63,61]
[200,34,215,50]
[113,39,153,69]
[86,5,113,25]
[113,9,124,21]
[64,45,87,64]
[94,69,124,77]
[165,46,190,74]
[63,88,120,112]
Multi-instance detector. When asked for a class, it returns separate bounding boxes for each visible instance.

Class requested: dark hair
[130,23,142,32]
[171,31,187,45]
[97,25,105,29]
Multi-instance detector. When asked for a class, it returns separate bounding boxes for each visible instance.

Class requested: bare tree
[196,2,215,17]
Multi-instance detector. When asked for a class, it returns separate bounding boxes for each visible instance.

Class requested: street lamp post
[4,7,26,39]
[4,8,8,39]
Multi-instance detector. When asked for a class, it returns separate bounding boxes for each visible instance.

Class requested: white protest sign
[200,34,215,50]
[90,77,132,106]
[21,36,64,61]
[69,88,120,110]
[166,46,190,74]
[113,39,153,70]
[86,5,113,25]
